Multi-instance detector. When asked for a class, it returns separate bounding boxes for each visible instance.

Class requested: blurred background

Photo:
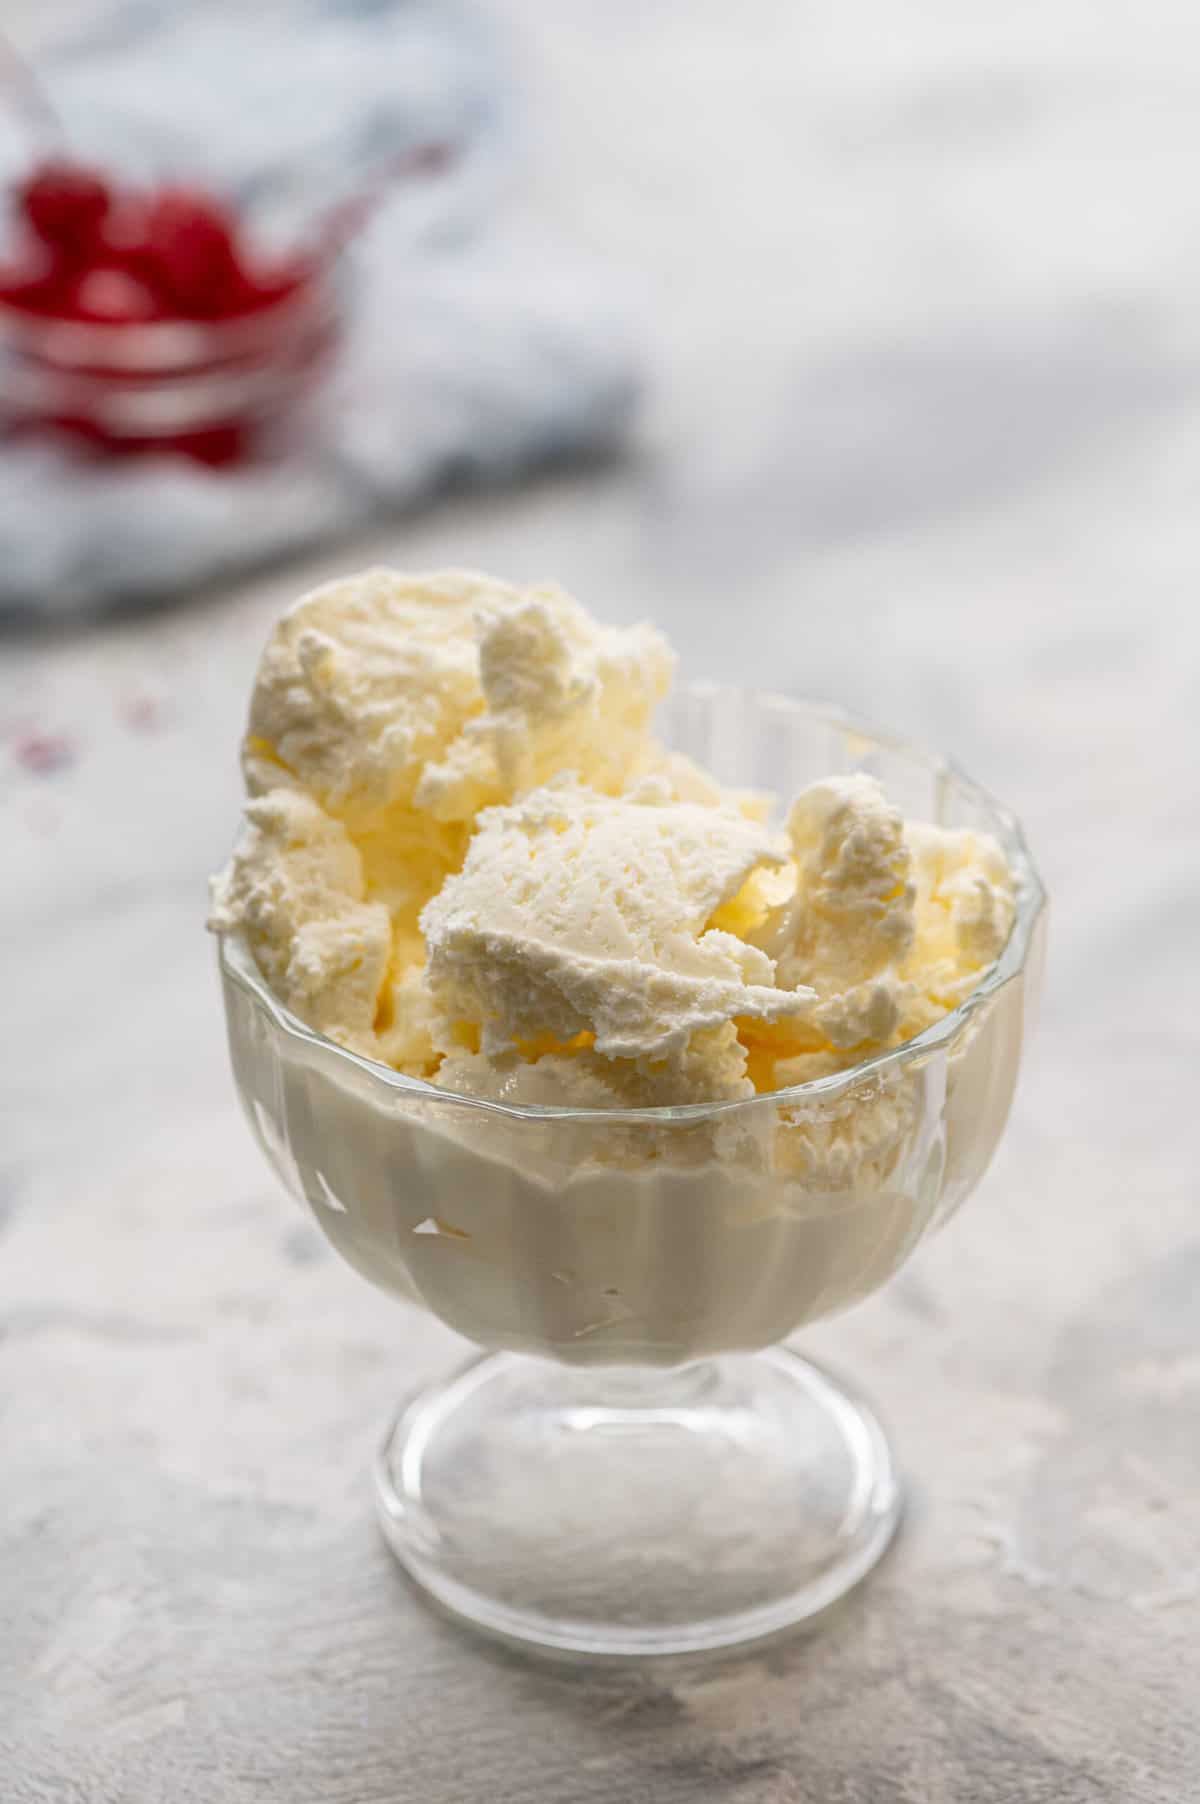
[3,2,1198,1799]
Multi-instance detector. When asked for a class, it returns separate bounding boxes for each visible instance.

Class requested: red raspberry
[142,188,244,317]
[0,240,69,313]
[18,160,110,252]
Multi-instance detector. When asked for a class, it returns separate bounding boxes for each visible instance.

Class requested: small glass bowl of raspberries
[0,157,343,466]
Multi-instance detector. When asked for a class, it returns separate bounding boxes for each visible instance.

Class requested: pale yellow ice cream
[210,568,1015,1108]
[239,566,671,949]
[212,787,391,1059]
[422,778,813,1065]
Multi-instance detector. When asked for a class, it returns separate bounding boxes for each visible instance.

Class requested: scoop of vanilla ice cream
[244,567,672,938]
[734,773,1014,1092]
[209,789,393,1061]
[896,822,1017,1039]
[420,777,815,1069]
[221,566,675,1071]
[417,590,674,820]
[745,774,915,1056]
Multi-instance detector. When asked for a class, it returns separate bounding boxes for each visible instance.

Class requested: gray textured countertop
[4,3,1199,1799]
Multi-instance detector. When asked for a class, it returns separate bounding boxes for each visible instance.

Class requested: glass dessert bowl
[217,684,1045,1658]
[0,270,339,464]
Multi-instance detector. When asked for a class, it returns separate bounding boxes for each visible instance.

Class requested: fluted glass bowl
[216,685,1046,1657]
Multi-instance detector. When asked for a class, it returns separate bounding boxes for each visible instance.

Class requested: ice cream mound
[210,568,1015,1107]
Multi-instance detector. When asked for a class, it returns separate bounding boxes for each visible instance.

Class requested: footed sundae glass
[217,686,1045,1658]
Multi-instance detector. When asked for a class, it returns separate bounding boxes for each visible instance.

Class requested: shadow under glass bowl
[217,685,1046,1658]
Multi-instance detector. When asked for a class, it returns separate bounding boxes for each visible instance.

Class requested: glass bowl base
[375,1346,901,1659]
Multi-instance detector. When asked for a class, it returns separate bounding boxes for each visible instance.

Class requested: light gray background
[3,3,1199,1799]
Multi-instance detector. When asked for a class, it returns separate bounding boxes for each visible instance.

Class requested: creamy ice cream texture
[211,567,1015,1108]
